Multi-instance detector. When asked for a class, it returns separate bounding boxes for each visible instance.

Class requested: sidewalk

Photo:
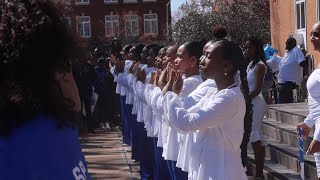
[80,130,140,180]
[80,129,254,180]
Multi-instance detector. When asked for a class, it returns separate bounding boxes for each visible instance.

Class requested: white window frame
[317,0,320,21]
[295,0,306,49]
[105,15,119,37]
[144,13,158,35]
[123,0,138,3]
[104,0,118,3]
[125,15,139,36]
[295,0,306,30]
[75,0,89,5]
[76,16,91,38]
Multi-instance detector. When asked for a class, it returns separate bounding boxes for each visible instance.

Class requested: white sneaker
[105,122,111,129]
[99,122,106,129]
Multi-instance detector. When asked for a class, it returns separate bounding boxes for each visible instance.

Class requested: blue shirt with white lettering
[0,115,91,180]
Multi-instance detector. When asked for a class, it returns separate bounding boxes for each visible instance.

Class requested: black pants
[278,81,296,104]
[80,93,95,131]
[94,95,112,124]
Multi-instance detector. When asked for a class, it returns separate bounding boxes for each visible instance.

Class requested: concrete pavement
[80,130,140,180]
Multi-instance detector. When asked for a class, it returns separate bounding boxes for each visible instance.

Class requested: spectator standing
[79,48,99,133]
[0,1,91,179]
[297,21,320,179]
[94,58,113,129]
[277,37,306,103]
[243,37,268,179]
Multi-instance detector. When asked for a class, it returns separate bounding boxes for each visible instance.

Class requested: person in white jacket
[297,21,320,179]
[162,40,252,180]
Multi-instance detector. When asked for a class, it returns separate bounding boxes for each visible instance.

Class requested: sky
[171,0,186,14]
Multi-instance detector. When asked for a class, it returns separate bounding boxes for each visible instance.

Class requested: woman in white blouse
[162,40,252,180]
[297,21,320,179]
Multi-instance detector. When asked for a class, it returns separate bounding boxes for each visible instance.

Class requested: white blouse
[175,79,217,171]
[161,75,203,161]
[304,69,320,142]
[163,87,247,180]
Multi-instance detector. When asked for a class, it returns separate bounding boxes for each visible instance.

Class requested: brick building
[270,0,320,67]
[62,0,171,48]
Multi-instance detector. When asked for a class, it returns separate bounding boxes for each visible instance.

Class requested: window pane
[301,2,305,28]
[151,20,157,34]
[318,0,320,21]
[106,22,112,35]
[84,23,90,36]
[296,4,301,29]
[132,21,138,34]
[78,24,83,36]
[113,22,119,35]
[145,21,151,33]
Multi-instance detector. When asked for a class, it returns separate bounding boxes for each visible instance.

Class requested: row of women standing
[111,31,269,179]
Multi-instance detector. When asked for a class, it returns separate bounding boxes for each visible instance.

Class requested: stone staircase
[246,103,318,180]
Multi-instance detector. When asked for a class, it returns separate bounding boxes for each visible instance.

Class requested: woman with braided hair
[162,40,253,180]
[0,1,90,179]
[243,37,268,179]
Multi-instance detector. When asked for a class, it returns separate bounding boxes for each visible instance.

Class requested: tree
[172,0,270,45]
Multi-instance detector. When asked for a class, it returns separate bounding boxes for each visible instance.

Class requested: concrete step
[264,138,317,180]
[266,105,307,127]
[262,118,314,148]
[247,154,300,180]
[247,145,300,180]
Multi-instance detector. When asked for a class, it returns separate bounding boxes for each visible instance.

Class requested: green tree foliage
[173,0,270,45]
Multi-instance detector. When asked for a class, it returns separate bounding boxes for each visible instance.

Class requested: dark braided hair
[0,0,81,136]
[246,37,267,69]
[216,40,253,167]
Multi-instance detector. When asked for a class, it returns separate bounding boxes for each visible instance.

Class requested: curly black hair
[0,0,81,136]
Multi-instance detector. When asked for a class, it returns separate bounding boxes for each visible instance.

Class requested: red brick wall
[270,0,320,67]
[64,0,170,44]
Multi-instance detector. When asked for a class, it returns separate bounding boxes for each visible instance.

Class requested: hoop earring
[224,69,227,76]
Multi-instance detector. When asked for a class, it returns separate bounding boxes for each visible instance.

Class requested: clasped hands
[148,63,183,95]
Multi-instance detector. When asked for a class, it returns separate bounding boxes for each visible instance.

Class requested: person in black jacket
[78,48,99,133]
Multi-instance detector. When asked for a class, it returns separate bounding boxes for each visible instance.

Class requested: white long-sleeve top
[175,79,217,171]
[162,87,247,180]
[116,60,133,96]
[135,67,155,126]
[304,69,320,142]
[160,75,203,161]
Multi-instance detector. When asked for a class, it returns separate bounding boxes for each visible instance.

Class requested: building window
[105,15,119,36]
[64,0,71,4]
[104,0,118,3]
[76,16,91,38]
[317,0,320,21]
[144,14,158,35]
[64,17,71,29]
[125,15,138,36]
[295,0,306,30]
[75,0,89,5]
[123,0,137,3]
